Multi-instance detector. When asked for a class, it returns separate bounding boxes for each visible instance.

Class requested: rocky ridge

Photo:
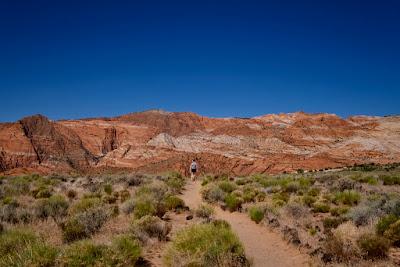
[1,110,399,175]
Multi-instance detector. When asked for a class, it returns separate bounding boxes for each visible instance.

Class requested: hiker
[190,159,198,181]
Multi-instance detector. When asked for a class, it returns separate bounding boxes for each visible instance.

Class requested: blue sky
[0,0,399,122]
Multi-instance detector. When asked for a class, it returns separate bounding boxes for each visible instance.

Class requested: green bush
[248,206,264,224]
[333,190,361,206]
[195,204,214,219]
[111,235,141,265]
[34,187,52,199]
[218,181,237,193]
[302,195,316,207]
[379,175,400,185]
[242,190,257,203]
[69,197,101,215]
[383,219,400,245]
[133,197,157,219]
[56,240,110,266]
[307,187,320,197]
[272,192,290,204]
[376,214,399,235]
[164,222,249,267]
[104,184,113,195]
[131,215,171,242]
[224,194,242,212]
[166,172,185,193]
[330,206,349,217]
[357,233,390,259]
[0,228,58,267]
[164,195,185,211]
[312,202,330,213]
[34,194,69,220]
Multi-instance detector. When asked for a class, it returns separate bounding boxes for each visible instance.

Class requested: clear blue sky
[1,0,399,122]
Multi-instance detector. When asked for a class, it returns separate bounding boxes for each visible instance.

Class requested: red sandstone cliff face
[1,110,399,175]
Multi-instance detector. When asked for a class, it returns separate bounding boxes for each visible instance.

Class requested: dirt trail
[182,181,312,267]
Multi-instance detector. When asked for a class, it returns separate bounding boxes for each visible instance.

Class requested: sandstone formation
[1,110,399,175]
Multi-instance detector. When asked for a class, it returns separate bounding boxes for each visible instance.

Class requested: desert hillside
[1,110,400,175]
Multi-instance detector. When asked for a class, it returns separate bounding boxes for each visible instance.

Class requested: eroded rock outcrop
[102,127,118,154]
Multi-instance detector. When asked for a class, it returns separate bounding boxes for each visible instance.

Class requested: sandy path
[182,181,312,267]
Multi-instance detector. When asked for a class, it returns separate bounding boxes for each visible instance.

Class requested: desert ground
[1,163,400,266]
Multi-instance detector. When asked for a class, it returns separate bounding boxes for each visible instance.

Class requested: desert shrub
[272,192,290,204]
[218,181,237,193]
[165,172,185,193]
[66,189,77,199]
[348,197,386,226]
[8,176,31,195]
[102,194,117,204]
[323,217,345,232]
[111,235,141,265]
[312,202,330,213]
[379,174,400,185]
[256,191,266,201]
[376,214,399,235]
[383,198,400,216]
[33,187,52,199]
[323,221,362,262]
[164,195,185,211]
[224,194,242,212]
[330,206,349,217]
[351,174,378,185]
[235,178,250,186]
[242,190,257,203]
[0,228,58,267]
[383,219,400,245]
[285,202,308,219]
[121,198,135,214]
[56,240,110,266]
[131,215,171,242]
[69,197,101,215]
[119,189,131,202]
[357,233,390,259]
[133,197,157,219]
[34,194,69,220]
[195,204,214,219]
[248,206,264,223]
[164,222,249,267]
[334,190,361,206]
[202,184,226,203]
[133,182,169,218]
[62,207,110,242]
[307,187,320,197]
[0,200,32,224]
[126,175,144,186]
[103,184,112,195]
[302,195,316,207]
[283,181,300,193]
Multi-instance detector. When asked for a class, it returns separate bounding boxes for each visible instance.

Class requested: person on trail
[190,159,198,181]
